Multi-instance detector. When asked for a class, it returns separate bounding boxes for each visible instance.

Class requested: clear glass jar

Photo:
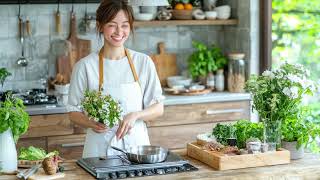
[227,53,246,93]
[206,72,215,89]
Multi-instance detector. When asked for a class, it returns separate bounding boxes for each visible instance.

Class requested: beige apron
[82,48,150,158]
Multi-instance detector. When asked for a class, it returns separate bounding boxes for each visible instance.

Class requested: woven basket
[172,10,193,20]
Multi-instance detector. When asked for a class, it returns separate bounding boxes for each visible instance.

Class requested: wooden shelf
[133,19,238,27]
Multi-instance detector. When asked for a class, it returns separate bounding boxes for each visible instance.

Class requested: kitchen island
[2,152,320,180]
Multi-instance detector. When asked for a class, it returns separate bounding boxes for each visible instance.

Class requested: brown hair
[96,0,134,35]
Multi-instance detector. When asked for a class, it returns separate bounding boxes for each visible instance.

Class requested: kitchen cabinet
[17,98,250,159]
[47,134,86,160]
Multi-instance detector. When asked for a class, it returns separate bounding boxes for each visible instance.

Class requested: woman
[67,0,164,158]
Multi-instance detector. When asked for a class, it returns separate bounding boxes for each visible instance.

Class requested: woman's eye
[122,24,129,28]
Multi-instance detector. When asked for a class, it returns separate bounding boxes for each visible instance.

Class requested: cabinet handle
[61,142,84,148]
[206,109,244,115]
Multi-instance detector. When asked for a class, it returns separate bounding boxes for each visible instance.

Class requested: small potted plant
[0,68,11,92]
[281,107,320,159]
[0,93,30,173]
[188,41,227,84]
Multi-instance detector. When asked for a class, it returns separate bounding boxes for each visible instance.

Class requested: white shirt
[67,49,164,112]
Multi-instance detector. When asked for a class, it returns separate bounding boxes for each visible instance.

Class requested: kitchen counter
[26,92,251,115]
[2,151,320,180]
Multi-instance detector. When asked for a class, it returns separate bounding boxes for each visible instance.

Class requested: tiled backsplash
[0,0,257,91]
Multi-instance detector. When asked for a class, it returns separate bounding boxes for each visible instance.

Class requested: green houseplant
[281,107,320,159]
[245,62,316,148]
[188,41,227,81]
[0,93,30,173]
[0,68,11,90]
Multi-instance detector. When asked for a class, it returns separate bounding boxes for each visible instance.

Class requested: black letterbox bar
[0,0,100,4]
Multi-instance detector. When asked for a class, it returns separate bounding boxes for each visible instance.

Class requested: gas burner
[77,152,198,179]
[0,89,57,106]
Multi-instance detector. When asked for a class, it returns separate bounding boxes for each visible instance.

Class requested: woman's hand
[116,112,139,140]
[89,119,108,133]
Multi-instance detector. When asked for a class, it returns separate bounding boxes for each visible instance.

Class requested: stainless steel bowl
[111,145,168,164]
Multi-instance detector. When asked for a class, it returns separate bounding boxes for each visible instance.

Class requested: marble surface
[26,92,251,115]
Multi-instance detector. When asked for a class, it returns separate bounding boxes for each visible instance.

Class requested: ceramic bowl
[134,13,154,21]
[205,11,217,20]
[193,9,206,20]
[189,85,205,91]
[214,5,231,19]
[167,76,192,88]
[140,6,158,19]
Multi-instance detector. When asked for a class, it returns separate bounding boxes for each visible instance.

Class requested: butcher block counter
[2,151,320,180]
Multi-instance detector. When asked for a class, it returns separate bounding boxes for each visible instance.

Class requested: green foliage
[18,146,59,161]
[0,68,11,88]
[188,41,227,79]
[282,106,320,152]
[212,120,263,149]
[81,90,122,128]
[272,0,320,81]
[0,93,30,142]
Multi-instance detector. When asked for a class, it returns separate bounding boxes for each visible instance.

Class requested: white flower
[286,74,301,84]
[305,69,310,77]
[262,70,275,79]
[282,86,299,99]
[282,87,291,97]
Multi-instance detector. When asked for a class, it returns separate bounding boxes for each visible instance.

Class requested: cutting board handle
[158,42,166,54]
[69,12,77,39]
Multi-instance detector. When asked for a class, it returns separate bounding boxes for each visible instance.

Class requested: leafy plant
[18,146,59,161]
[212,120,263,148]
[0,93,30,142]
[282,106,320,152]
[0,68,11,88]
[188,41,227,79]
[81,90,122,128]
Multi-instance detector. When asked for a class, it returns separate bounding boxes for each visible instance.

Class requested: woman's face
[102,10,130,48]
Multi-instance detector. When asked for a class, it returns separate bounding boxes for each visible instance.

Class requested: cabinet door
[17,137,47,152]
[47,134,86,160]
[147,101,250,127]
[22,114,74,138]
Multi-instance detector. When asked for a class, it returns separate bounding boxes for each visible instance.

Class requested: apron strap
[98,47,140,92]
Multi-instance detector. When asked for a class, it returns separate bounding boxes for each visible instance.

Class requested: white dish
[134,13,154,21]
[205,11,217,20]
[167,76,192,88]
[189,85,205,91]
[214,5,231,19]
[193,9,206,20]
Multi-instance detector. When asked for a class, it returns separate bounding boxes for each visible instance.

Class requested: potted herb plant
[0,68,11,91]
[281,107,320,159]
[245,63,316,148]
[188,41,227,84]
[0,93,30,173]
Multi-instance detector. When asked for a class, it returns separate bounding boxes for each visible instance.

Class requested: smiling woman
[67,0,164,158]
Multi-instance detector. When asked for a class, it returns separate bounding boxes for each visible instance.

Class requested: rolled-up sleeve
[142,57,165,108]
[67,62,87,112]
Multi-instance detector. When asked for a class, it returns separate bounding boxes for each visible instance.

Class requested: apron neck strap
[98,47,140,92]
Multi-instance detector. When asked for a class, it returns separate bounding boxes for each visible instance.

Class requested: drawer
[17,137,47,152]
[22,114,74,138]
[147,101,250,127]
[47,134,86,160]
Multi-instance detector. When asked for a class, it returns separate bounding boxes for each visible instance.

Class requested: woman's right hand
[89,120,108,133]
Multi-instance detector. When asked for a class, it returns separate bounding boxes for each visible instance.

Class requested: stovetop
[77,152,198,179]
[0,89,57,106]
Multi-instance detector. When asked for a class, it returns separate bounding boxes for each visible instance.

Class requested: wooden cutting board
[67,12,91,69]
[150,42,178,87]
[28,168,65,180]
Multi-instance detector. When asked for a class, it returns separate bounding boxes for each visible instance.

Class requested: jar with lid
[215,69,225,92]
[206,72,215,90]
[227,53,246,93]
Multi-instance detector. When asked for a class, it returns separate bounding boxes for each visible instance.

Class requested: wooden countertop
[2,152,320,180]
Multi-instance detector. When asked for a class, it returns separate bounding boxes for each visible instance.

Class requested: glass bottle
[227,53,246,93]
[215,69,225,92]
[206,72,215,90]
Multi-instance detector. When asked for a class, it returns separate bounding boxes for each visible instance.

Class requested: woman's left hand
[116,112,139,140]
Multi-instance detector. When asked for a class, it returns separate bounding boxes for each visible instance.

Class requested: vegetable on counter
[42,155,60,175]
[18,146,59,161]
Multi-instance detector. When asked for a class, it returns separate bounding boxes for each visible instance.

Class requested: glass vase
[263,119,282,150]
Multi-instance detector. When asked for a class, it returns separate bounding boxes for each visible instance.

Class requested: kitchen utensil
[55,0,61,34]
[67,5,91,68]
[25,19,36,60]
[110,145,168,164]
[150,42,177,87]
[16,164,41,180]
[16,3,28,67]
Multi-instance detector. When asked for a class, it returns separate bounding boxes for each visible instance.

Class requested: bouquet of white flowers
[245,62,317,146]
[81,90,122,128]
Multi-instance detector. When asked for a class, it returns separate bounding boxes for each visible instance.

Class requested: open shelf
[133,19,238,27]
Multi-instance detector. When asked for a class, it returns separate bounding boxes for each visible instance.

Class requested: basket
[172,10,193,20]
